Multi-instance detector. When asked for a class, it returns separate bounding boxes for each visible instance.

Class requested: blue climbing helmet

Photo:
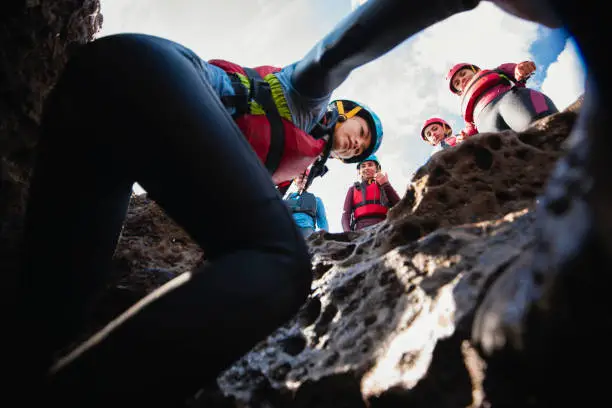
[356,154,381,170]
[329,99,384,164]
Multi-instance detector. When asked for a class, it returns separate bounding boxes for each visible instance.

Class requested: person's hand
[376,171,389,185]
[456,132,465,143]
[515,60,536,81]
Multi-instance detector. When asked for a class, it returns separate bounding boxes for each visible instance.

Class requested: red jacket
[208,59,326,187]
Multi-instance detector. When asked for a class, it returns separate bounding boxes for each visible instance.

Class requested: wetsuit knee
[48,34,191,115]
[261,202,313,311]
[287,237,313,306]
[261,213,313,311]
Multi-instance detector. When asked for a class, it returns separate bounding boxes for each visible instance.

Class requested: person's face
[358,160,378,181]
[423,123,447,145]
[451,68,476,94]
[332,116,372,160]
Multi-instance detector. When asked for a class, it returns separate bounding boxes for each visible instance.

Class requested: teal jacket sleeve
[315,196,329,231]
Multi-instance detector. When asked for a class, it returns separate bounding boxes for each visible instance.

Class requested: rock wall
[0,0,102,283]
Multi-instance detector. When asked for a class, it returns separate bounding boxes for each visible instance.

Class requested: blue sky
[529,26,570,84]
[98,0,586,232]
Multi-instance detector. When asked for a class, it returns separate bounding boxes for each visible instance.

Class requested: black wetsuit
[476,86,559,133]
[16,0,480,405]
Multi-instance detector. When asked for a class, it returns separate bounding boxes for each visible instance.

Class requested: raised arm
[291,0,480,98]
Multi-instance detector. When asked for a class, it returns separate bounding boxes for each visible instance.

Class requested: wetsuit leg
[474,94,510,133]
[19,33,312,405]
[477,87,559,133]
[498,87,559,131]
[476,87,559,133]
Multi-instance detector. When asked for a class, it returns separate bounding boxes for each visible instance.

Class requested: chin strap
[302,136,333,193]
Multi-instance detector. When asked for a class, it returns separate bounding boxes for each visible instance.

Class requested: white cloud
[540,38,586,111]
[98,0,562,232]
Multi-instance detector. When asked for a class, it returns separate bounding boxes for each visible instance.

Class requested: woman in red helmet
[446,61,558,138]
[420,117,464,150]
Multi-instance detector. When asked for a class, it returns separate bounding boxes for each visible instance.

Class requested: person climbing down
[18,41,383,408]
[446,60,559,138]
[19,49,382,404]
[284,169,329,238]
[14,0,487,405]
[421,117,464,151]
[341,155,401,232]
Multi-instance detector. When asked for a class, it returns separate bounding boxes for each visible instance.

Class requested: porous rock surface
[114,194,204,287]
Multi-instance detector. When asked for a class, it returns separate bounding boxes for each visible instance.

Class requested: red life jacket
[352,182,388,220]
[460,69,514,123]
[208,59,326,185]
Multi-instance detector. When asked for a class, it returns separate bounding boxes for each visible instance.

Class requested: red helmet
[421,117,452,141]
[446,63,480,94]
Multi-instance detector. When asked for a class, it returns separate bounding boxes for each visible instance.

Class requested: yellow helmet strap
[334,101,362,131]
